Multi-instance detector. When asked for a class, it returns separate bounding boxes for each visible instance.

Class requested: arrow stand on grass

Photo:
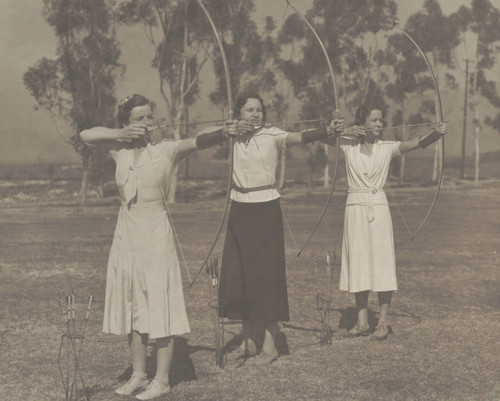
[57,293,93,401]
[206,259,225,368]
[314,251,336,346]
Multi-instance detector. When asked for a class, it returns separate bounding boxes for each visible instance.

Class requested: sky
[1,0,494,165]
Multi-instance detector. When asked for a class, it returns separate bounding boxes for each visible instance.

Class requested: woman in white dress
[327,103,447,340]
[80,94,237,399]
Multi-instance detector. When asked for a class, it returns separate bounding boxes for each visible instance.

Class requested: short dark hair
[233,92,266,122]
[354,102,387,126]
[117,94,154,128]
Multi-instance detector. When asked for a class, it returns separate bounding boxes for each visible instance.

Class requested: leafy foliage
[115,0,208,127]
[452,0,500,132]
[278,0,397,120]
[23,0,123,202]
[24,0,122,145]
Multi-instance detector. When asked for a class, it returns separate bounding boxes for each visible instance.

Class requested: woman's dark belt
[232,183,276,193]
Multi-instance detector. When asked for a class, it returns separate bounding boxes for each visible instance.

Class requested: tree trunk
[96,153,104,198]
[398,125,407,186]
[398,154,406,186]
[97,175,104,198]
[80,155,90,209]
[323,144,329,188]
[184,156,190,179]
[474,106,480,188]
[184,104,190,179]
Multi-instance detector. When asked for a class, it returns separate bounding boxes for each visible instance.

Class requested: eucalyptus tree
[452,0,500,185]
[385,0,459,183]
[278,0,396,188]
[206,0,292,162]
[257,17,292,189]
[205,1,283,108]
[115,0,209,201]
[24,0,123,206]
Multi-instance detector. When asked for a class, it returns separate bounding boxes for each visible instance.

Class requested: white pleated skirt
[102,201,190,339]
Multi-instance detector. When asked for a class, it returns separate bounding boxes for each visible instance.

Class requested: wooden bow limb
[207,259,225,368]
[286,0,342,258]
[393,20,445,243]
[190,0,234,289]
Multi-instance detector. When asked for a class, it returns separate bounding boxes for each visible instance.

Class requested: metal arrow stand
[206,259,225,368]
[57,294,93,401]
[314,251,336,346]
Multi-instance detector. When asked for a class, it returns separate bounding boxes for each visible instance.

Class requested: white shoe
[226,341,257,362]
[135,378,171,400]
[115,375,149,395]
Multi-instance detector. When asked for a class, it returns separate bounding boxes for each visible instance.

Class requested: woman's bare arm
[399,122,448,155]
[79,124,148,147]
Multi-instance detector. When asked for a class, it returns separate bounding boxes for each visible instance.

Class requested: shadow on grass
[338,306,421,335]
[117,337,210,388]
[221,323,291,357]
[282,307,385,341]
[80,384,102,400]
[338,306,377,332]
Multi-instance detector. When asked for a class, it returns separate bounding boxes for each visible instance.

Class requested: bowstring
[362,21,416,241]
[252,134,299,251]
[142,0,192,280]
[254,35,300,252]
[144,140,193,283]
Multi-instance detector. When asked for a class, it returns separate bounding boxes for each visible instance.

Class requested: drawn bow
[190,0,234,369]
[190,0,234,287]
[393,20,445,241]
[284,0,342,257]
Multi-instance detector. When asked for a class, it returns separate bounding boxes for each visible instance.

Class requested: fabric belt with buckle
[232,183,276,194]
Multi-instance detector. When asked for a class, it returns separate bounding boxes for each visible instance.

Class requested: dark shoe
[371,321,389,341]
[246,348,279,366]
[344,322,370,337]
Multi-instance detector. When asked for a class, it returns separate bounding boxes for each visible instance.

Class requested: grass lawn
[0,180,499,401]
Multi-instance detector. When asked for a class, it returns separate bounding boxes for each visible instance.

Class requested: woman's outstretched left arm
[175,120,239,160]
[285,118,345,146]
[399,122,448,155]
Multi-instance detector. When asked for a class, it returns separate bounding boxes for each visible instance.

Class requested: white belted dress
[339,138,401,293]
[102,141,190,339]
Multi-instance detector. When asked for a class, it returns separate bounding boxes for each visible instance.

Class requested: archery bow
[284,0,342,258]
[189,0,234,288]
[206,258,224,367]
[392,19,445,242]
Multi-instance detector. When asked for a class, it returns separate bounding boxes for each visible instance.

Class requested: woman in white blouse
[220,92,342,365]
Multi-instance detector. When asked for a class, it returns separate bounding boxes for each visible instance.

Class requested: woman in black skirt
[219,93,342,365]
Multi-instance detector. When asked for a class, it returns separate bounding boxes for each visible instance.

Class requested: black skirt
[219,199,289,321]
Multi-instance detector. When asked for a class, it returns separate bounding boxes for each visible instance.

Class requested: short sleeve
[390,141,402,158]
[155,140,180,164]
[269,127,289,149]
[339,136,359,153]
